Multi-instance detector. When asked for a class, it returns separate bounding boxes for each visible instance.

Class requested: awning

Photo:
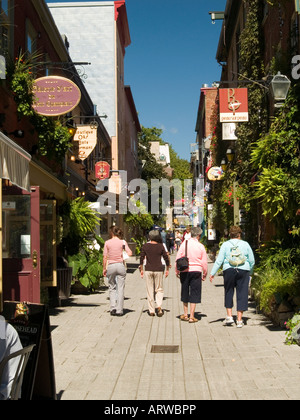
[30,160,67,201]
[0,131,31,191]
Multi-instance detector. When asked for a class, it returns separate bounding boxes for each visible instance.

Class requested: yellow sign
[207,166,224,181]
[73,125,97,160]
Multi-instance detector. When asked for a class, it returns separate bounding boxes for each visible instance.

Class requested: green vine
[251,84,300,238]
[10,55,35,116]
[9,54,72,161]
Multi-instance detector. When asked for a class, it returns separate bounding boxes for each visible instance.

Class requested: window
[0,0,10,54]
[1,0,8,15]
[2,196,31,259]
[26,19,37,55]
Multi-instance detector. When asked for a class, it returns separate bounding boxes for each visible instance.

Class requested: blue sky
[46,0,226,161]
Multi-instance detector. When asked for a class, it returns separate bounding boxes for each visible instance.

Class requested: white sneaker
[236,320,244,328]
[223,316,234,326]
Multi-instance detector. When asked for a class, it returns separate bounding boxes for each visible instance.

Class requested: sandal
[180,314,189,322]
[189,317,198,323]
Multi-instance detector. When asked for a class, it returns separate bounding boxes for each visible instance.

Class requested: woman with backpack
[209,226,255,328]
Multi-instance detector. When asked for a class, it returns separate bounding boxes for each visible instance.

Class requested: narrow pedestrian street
[49,255,300,401]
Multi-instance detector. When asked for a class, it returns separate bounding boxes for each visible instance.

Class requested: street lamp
[269,72,291,107]
[209,11,225,24]
[221,159,227,172]
[226,148,235,162]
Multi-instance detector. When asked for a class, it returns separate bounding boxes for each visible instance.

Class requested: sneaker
[223,316,234,326]
[236,320,244,328]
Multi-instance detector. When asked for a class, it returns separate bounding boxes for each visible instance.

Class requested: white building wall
[48,2,116,137]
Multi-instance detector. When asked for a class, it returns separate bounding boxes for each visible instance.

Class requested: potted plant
[285,313,300,346]
[68,235,105,293]
[59,197,103,292]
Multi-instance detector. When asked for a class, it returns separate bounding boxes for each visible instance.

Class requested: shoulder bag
[176,240,189,272]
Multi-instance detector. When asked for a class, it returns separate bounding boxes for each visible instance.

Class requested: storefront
[0,132,31,312]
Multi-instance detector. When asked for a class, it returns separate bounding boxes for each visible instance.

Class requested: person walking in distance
[176,227,208,323]
[103,226,132,316]
[209,226,255,328]
[139,230,170,317]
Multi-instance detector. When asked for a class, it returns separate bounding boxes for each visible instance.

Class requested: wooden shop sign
[32,76,81,117]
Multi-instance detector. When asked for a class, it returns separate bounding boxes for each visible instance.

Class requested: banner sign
[32,76,81,117]
[73,125,97,160]
[95,161,111,180]
[219,88,249,123]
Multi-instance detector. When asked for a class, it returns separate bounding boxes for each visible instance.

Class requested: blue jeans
[107,263,126,314]
[223,268,250,312]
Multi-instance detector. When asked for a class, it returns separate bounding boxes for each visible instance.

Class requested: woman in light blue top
[210,226,255,328]
[0,317,23,399]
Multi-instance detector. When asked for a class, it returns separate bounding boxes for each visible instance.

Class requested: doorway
[2,185,40,303]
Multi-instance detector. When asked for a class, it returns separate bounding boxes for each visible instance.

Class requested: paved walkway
[49,255,300,401]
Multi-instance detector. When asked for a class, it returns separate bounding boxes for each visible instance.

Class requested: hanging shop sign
[222,123,238,140]
[73,125,97,160]
[207,166,224,181]
[219,88,249,123]
[32,76,81,117]
[95,161,111,180]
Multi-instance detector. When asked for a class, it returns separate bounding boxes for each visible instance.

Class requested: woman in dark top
[139,230,170,317]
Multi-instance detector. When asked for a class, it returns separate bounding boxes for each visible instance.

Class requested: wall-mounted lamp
[221,159,227,172]
[269,72,291,107]
[68,126,77,139]
[70,155,82,164]
[226,149,235,162]
[209,11,225,24]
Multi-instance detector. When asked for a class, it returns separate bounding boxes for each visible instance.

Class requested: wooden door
[2,185,40,303]
[40,200,57,288]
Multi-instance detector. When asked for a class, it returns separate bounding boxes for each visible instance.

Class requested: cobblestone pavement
[49,256,300,400]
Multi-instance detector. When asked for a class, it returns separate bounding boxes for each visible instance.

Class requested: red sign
[95,161,111,180]
[32,76,81,116]
[219,88,249,123]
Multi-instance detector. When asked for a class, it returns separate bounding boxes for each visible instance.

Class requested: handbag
[122,240,130,261]
[176,240,189,272]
